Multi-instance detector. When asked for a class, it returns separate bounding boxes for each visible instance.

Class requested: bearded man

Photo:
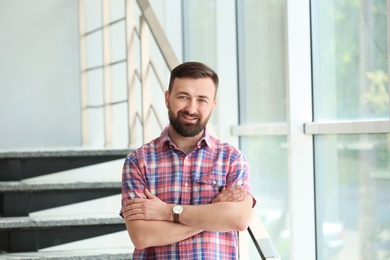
[120,61,256,260]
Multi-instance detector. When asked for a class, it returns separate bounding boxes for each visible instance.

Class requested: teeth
[183,115,196,120]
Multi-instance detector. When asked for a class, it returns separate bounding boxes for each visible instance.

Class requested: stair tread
[0,214,124,229]
[0,180,121,191]
[0,247,133,259]
[0,148,130,159]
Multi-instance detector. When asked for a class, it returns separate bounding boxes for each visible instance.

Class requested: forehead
[171,77,216,98]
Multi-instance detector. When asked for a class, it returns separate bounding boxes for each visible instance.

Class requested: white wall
[0,0,81,150]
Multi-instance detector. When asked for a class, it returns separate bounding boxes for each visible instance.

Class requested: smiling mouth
[183,114,197,120]
[180,112,199,123]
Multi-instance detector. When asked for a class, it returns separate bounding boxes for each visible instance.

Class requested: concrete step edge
[0,181,121,192]
[0,148,130,159]
[0,247,133,260]
[0,214,124,230]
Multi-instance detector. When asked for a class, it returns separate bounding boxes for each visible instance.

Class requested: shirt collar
[158,124,216,150]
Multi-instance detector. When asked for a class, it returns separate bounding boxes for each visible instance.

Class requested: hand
[212,186,247,203]
[123,189,170,221]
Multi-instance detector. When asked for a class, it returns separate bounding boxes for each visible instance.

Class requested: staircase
[0,148,134,259]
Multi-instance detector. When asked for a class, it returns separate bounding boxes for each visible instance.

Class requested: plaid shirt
[121,126,254,259]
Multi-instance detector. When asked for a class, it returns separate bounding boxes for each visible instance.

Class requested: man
[120,61,255,259]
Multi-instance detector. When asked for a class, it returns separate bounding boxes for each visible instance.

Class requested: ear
[165,90,169,108]
[211,99,217,111]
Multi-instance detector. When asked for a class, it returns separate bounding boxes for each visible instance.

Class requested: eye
[178,95,188,100]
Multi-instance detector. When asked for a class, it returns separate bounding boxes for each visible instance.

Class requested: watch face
[173,205,183,214]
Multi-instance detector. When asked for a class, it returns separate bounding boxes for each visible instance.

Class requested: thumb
[144,188,155,199]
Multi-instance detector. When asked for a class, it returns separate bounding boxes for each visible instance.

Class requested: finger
[231,187,245,196]
[144,188,155,199]
[125,198,145,206]
[216,187,246,202]
[123,205,146,217]
[228,186,245,195]
[231,193,245,201]
[126,212,145,220]
[124,203,141,211]
[230,186,245,192]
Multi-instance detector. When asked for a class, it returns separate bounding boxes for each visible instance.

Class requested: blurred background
[0,0,389,259]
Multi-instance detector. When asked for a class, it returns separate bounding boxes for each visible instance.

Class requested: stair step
[0,215,126,252]
[0,181,120,192]
[0,214,124,229]
[0,148,129,181]
[0,160,124,217]
[0,148,130,159]
[0,149,130,254]
[0,247,133,259]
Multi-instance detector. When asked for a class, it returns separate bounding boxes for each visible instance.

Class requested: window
[312,0,388,121]
[236,1,290,258]
[312,1,389,259]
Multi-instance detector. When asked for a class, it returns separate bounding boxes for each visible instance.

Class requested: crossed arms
[122,186,253,249]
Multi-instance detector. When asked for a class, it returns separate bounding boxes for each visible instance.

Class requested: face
[165,77,217,137]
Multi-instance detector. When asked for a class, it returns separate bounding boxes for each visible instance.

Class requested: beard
[168,107,211,137]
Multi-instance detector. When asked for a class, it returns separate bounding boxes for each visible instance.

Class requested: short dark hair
[168,62,219,95]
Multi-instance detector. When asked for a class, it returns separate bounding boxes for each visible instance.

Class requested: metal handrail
[247,211,281,260]
[136,0,180,70]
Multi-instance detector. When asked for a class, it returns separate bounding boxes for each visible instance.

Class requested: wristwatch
[172,204,184,223]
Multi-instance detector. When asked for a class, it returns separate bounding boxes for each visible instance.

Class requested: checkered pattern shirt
[121,125,254,259]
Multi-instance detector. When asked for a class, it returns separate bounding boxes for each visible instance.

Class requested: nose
[185,99,197,114]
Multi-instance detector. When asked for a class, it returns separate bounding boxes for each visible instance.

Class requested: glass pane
[110,20,126,63]
[315,134,390,260]
[85,0,102,32]
[111,62,127,103]
[183,0,217,67]
[109,0,125,22]
[182,0,239,144]
[241,136,290,259]
[312,0,388,120]
[112,102,128,148]
[238,1,287,123]
[86,31,103,68]
[87,69,104,106]
[87,108,104,147]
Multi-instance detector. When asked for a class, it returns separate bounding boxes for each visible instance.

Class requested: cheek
[168,101,181,114]
[200,106,214,116]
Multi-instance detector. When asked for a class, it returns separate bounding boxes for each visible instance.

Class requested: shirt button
[213,180,216,185]
[185,183,188,187]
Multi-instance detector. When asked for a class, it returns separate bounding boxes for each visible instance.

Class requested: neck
[168,126,204,154]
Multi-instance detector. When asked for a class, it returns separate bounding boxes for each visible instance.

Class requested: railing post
[102,0,113,147]
[78,0,89,146]
[140,15,152,143]
[125,0,140,148]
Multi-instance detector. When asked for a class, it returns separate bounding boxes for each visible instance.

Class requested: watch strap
[173,212,180,223]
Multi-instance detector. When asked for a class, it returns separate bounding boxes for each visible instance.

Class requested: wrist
[167,204,175,221]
